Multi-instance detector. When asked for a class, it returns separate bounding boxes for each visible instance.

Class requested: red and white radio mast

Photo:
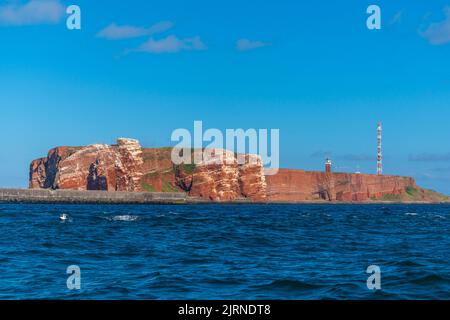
[377,122,382,175]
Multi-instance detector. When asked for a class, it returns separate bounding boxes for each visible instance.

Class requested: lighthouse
[325,158,332,173]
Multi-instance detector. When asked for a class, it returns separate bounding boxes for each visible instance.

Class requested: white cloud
[337,154,377,162]
[310,151,377,162]
[236,39,271,51]
[97,21,174,40]
[421,7,450,45]
[310,151,331,158]
[0,0,64,26]
[134,35,206,54]
[409,152,450,162]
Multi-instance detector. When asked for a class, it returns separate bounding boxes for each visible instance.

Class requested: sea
[0,203,448,300]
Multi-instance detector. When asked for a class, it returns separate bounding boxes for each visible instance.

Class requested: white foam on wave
[110,215,139,222]
[59,213,73,222]
[405,212,418,216]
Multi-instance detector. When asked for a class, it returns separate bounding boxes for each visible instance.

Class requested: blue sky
[1,0,450,194]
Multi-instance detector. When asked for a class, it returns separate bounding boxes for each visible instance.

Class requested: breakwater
[0,189,188,204]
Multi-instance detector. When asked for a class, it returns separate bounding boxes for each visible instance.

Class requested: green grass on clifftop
[405,186,418,197]
[141,182,155,192]
[420,188,450,202]
[380,194,402,201]
[376,186,449,202]
[181,163,196,174]
[162,181,178,193]
[404,186,448,202]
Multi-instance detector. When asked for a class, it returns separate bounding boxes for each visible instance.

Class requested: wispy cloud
[409,152,450,162]
[310,151,376,162]
[431,167,450,172]
[0,0,64,26]
[415,172,450,182]
[131,35,206,54]
[310,151,331,158]
[421,6,450,45]
[236,39,271,51]
[97,21,174,40]
[390,10,403,25]
[337,154,377,162]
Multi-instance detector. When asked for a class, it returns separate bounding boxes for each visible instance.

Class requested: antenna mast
[377,122,382,175]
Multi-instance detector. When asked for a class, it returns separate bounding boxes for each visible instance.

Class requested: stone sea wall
[0,188,187,204]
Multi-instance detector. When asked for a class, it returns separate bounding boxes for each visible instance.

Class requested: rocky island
[11,137,444,204]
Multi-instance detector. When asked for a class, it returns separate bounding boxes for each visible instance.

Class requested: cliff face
[30,147,82,189]
[179,150,267,201]
[30,138,438,202]
[30,139,144,192]
[140,148,267,201]
[265,169,417,202]
[29,140,267,201]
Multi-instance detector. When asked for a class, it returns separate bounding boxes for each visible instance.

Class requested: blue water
[0,203,449,300]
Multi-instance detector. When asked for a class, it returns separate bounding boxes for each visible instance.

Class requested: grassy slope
[380,187,449,203]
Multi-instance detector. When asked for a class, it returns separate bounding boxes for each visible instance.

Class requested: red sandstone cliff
[30,139,143,192]
[138,148,267,201]
[29,139,267,201]
[29,138,444,202]
[265,169,417,202]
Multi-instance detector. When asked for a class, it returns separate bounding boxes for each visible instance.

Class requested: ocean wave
[411,273,449,285]
[108,215,139,222]
[391,260,425,267]
[2,203,450,299]
[253,279,323,291]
